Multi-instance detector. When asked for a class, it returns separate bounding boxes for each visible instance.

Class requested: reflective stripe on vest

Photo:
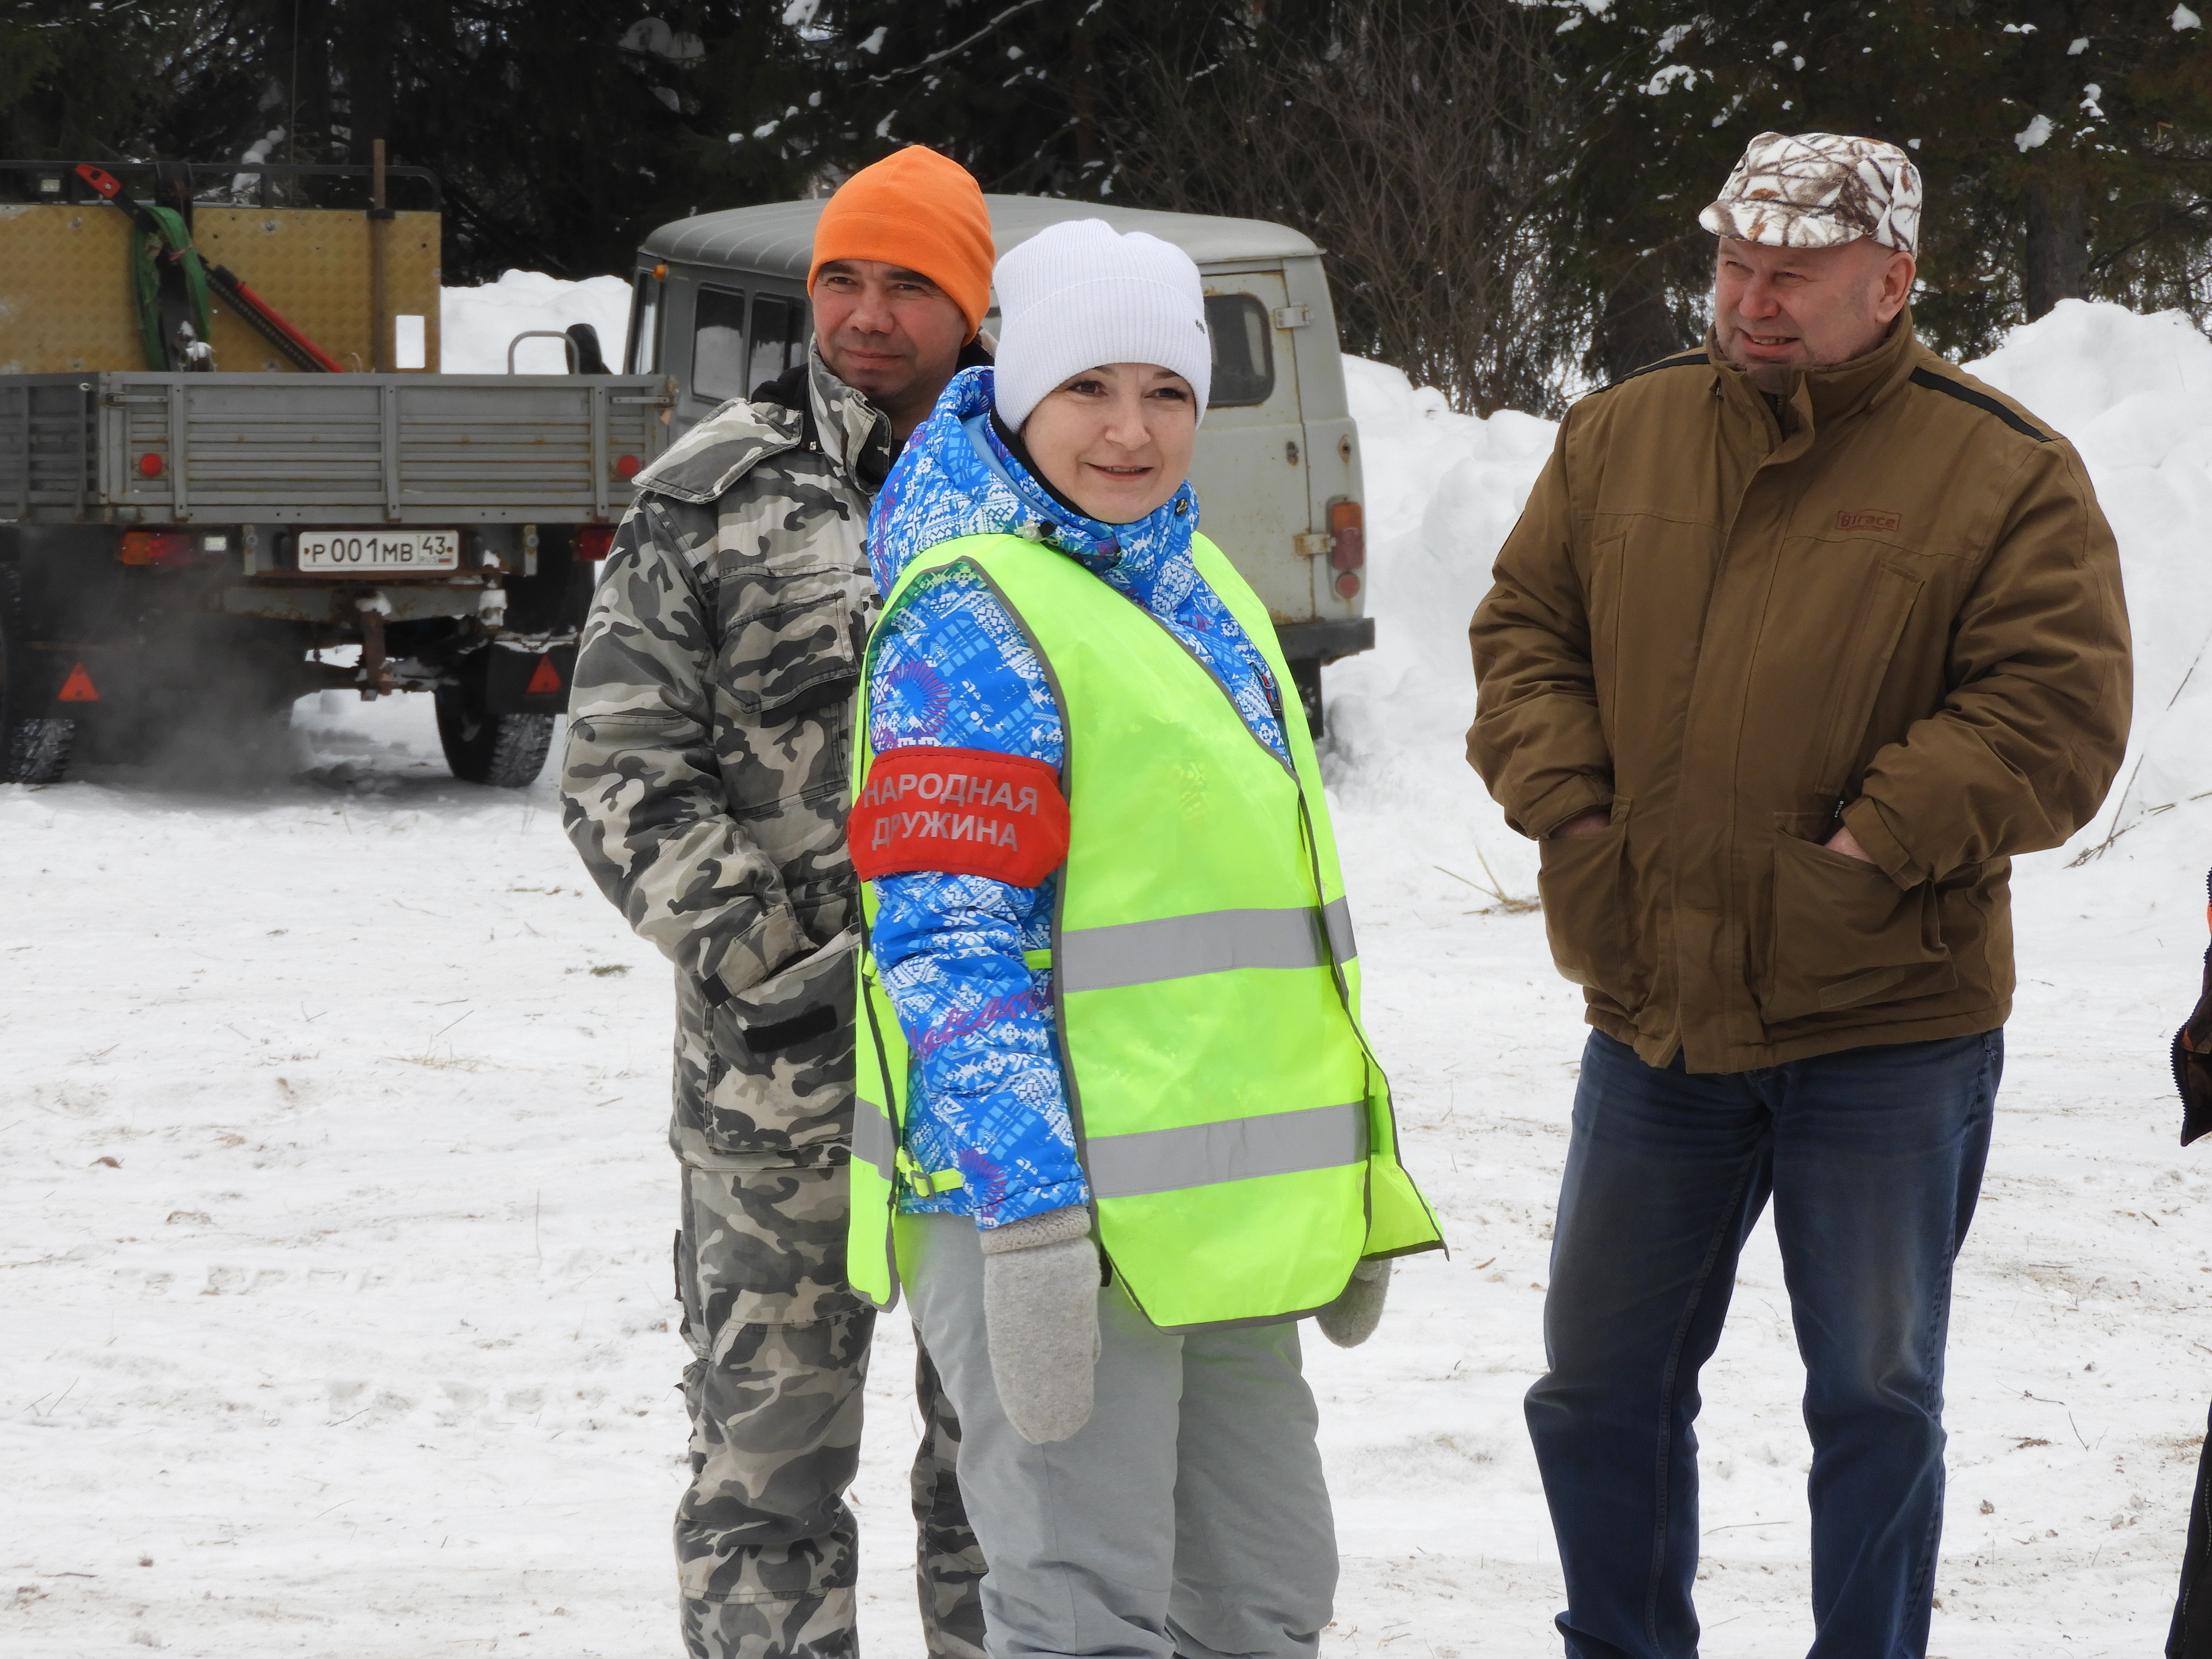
[1057,897,1357,992]
[1087,1100,1368,1199]
[844,530,1445,1327]
[855,1093,896,1181]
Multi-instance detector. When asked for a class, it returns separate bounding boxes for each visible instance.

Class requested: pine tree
[0,1,262,163]
[1546,0,2212,377]
[1111,0,1573,415]
[12,0,2212,400]
[0,1,830,281]
[722,0,1257,199]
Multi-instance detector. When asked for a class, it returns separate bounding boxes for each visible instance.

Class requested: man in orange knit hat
[562,146,995,1659]
[808,143,994,441]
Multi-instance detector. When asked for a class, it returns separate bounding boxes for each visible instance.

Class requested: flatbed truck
[0,158,672,785]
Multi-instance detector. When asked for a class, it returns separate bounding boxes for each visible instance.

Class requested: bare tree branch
[1118,0,1577,414]
[861,0,1058,86]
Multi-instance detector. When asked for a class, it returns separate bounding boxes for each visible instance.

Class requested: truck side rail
[0,379,96,521]
[0,373,675,526]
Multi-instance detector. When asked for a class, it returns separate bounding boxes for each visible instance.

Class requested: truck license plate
[297,529,460,573]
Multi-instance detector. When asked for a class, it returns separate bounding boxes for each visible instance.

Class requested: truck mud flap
[1273,616,1374,662]
[484,645,577,714]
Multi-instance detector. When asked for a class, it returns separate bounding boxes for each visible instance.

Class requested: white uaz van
[626,196,1371,730]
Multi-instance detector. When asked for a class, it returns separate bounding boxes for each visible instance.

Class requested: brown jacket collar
[1707,308,1920,441]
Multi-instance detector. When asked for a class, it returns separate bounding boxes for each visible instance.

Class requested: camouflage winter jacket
[562,349,891,1171]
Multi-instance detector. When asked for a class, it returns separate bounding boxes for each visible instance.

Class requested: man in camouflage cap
[1699,128,1922,254]
[1469,131,2130,1656]
[562,146,996,1659]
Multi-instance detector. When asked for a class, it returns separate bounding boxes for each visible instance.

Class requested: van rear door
[1191,269,1311,626]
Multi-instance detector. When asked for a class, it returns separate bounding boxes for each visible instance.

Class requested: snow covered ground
[6,297,2211,1657]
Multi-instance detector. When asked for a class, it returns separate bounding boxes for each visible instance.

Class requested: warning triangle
[525,655,564,696]
[57,662,99,702]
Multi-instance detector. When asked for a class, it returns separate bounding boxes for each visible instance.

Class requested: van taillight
[1327,500,1364,571]
[576,525,617,562]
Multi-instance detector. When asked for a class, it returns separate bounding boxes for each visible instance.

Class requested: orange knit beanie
[808,147,994,340]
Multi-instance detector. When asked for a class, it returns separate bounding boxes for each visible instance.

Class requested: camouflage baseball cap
[1699,131,1921,254]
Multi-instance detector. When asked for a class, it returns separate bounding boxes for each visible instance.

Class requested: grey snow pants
[903,1211,1338,1659]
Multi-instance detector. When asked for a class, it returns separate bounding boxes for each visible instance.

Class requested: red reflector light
[1327,500,1365,570]
[576,525,617,562]
[118,530,195,567]
[1333,570,1361,599]
[137,452,164,477]
[614,454,640,479]
[57,661,100,702]
[526,655,564,695]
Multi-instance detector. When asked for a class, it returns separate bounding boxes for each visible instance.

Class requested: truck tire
[435,690,553,788]
[3,715,74,784]
[0,564,73,784]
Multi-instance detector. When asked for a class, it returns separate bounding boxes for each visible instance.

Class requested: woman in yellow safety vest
[846,217,1440,1659]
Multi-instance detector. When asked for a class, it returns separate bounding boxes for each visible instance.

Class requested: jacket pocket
[1537,801,1641,1010]
[714,585,863,824]
[1758,832,1956,1026]
[700,928,859,1158]
[719,581,864,724]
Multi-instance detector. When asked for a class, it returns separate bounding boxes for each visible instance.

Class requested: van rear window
[1206,294,1274,407]
[691,285,751,405]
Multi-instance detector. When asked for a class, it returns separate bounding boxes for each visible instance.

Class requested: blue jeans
[1526,1027,2001,1659]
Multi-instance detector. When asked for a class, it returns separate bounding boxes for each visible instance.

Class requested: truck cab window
[690,285,750,405]
[1205,293,1274,407]
[748,294,806,395]
[627,268,664,374]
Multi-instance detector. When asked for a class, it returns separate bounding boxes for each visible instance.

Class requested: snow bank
[1329,300,2212,876]
[438,270,635,374]
[1966,300,2212,859]
[1322,361,1557,900]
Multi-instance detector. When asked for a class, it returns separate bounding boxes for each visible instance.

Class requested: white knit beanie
[992,219,1212,431]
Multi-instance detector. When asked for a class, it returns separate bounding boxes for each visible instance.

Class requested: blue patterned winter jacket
[864,366,1289,1228]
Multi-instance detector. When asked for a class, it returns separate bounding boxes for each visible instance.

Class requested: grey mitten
[979,1206,1100,1444]
[1315,1259,1391,1348]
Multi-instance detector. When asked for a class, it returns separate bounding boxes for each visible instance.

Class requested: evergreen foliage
[5,1,2212,408]
[1547,1,2212,380]
[725,0,1243,199]
[0,0,828,281]
[1110,0,1569,416]
[0,0,1246,281]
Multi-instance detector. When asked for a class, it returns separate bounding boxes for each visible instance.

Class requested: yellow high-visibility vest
[847,530,1442,1330]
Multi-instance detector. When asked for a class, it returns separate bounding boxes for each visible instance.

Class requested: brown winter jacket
[1467,313,2131,1071]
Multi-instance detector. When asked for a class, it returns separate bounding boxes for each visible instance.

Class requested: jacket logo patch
[850,746,1070,888]
[1836,509,1902,534]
